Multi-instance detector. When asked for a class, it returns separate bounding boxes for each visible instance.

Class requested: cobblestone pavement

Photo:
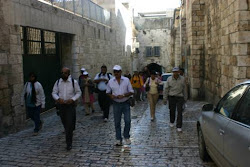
[0,100,216,167]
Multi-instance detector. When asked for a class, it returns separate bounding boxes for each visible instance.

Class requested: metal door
[22,27,61,111]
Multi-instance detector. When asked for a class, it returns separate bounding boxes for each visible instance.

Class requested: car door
[223,86,250,167]
[203,84,248,166]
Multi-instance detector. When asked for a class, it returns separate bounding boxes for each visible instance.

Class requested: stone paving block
[0,100,216,167]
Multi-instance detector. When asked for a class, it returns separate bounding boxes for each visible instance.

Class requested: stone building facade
[171,0,250,103]
[0,0,133,136]
[134,13,173,72]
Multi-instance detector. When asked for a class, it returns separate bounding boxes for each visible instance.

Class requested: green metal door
[22,27,61,111]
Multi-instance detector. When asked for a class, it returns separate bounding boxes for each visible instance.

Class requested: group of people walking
[21,65,187,151]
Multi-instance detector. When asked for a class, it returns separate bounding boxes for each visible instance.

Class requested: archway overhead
[147,63,163,73]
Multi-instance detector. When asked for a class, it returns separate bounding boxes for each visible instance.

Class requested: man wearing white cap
[106,65,134,146]
[163,67,187,132]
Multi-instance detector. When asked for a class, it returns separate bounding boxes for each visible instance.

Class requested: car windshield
[162,75,171,81]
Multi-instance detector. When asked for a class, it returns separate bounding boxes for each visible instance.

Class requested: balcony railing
[41,0,111,26]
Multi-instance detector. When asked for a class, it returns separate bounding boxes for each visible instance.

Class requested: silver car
[197,81,250,167]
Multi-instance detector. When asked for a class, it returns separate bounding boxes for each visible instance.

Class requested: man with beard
[52,67,81,151]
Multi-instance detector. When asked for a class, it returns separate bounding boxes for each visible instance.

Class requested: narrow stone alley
[0,100,216,167]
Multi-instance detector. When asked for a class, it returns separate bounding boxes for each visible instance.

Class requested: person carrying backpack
[94,65,113,122]
[52,67,81,151]
[21,72,45,136]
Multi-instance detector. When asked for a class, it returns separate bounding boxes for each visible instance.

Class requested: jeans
[98,90,111,119]
[113,101,131,141]
[168,96,184,128]
[59,104,76,146]
[27,105,41,132]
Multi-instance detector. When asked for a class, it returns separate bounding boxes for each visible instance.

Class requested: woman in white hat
[80,71,95,115]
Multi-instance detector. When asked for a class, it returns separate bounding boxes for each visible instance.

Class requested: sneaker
[104,118,108,122]
[150,117,154,121]
[177,128,182,132]
[124,138,131,145]
[115,140,122,146]
[33,132,38,136]
[169,123,174,127]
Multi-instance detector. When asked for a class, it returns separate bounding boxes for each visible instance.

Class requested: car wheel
[198,127,210,161]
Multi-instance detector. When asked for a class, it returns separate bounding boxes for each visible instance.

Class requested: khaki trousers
[147,93,159,119]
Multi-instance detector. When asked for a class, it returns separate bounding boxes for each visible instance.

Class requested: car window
[216,85,248,118]
[234,88,250,126]
[162,75,171,81]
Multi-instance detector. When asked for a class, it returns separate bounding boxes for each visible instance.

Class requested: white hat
[113,65,122,71]
[81,67,86,71]
[83,71,88,75]
[172,67,180,72]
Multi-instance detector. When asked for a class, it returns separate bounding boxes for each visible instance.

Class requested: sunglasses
[113,70,121,73]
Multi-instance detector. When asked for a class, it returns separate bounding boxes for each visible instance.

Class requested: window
[98,29,101,39]
[44,31,56,54]
[94,28,96,38]
[234,88,250,126]
[21,27,56,56]
[27,28,42,54]
[216,85,248,118]
[154,46,160,56]
[146,47,152,57]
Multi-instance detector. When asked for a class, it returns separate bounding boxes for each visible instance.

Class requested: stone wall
[176,0,250,102]
[0,0,133,136]
[0,0,25,136]
[134,17,172,72]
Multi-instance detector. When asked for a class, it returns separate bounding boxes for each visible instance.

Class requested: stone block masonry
[173,0,250,103]
[0,0,133,136]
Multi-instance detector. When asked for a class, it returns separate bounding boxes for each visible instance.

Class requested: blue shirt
[106,76,134,103]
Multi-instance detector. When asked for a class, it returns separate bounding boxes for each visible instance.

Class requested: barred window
[154,46,160,56]
[21,27,56,56]
[146,47,152,57]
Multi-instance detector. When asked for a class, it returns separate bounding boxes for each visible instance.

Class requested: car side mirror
[202,104,214,111]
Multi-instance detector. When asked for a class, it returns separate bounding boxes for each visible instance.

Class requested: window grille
[146,47,152,57]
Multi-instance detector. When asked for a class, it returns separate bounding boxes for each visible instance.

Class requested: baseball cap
[83,71,88,75]
[113,65,122,71]
[81,67,86,71]
[172,67,180,72]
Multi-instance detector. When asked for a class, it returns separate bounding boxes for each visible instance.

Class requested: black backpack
[98,72,111,80]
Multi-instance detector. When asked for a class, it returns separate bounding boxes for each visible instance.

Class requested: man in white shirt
[106,65,134,146]
[52,67,81,151]
[94,65,112,122]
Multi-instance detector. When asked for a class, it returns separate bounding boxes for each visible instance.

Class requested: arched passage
[146,63,163,74]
